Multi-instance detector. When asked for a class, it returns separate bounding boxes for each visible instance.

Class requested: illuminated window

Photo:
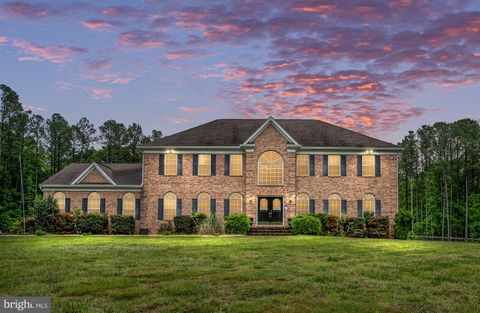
[165,153,178,176]
[123,192,135,216]
[88,192,101,213]
[259,198,268,211]
[198,192,211,214]
[328,194,341,217]
[230,155,243,176]
[229,193,242,215]
[362,155,375,177]
[296,193,309,216]
[258,151,283,185]
[328,155,341,176]
[363,194,375,216]
[53,192,65,212]
[296,155,309,176]
[164,192,177,220]
[198,154,211,176]
[273,198,282,211]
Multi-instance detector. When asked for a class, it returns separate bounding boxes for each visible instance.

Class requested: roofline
[70,162,117,185]
[139,145,399,153]
[242,116,300,145]
[40,184,142,192]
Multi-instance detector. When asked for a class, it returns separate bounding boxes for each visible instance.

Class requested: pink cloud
[163,50,211,60]
[0,2,50,19]
[82,19,123,31]
[117,30,166,48]
[84,73,136,85]
[178,106,213,113]
[12,39,86,63]
[85,59,112,71]
[89,87,112,100]
[0,36,7,44]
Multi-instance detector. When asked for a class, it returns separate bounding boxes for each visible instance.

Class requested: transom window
[198,154,211,176]
[363,194,375,216]
[328,194,341,217]
[165,153,178,176]
[88,192,101,213]
[296,155,309,176]
[328,155,341,176]
[198,192,211,214]
[273,198,282,211]
[164,192,177,220]
[362,155,375,177]
[296,193,309,216]
[259,198,268,211]
[258,151,283,185]
[229,193,242,215]
[123,192,135,216]
[230,155,243,176]
[53,192,65,212]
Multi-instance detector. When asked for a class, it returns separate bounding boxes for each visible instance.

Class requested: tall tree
[72,117,96,162]
[46,113,72,174]
[99,120,127,163]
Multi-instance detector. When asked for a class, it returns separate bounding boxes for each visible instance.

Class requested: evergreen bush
[291,215,322,235]
[110,215,135,234]
[225,214,250,234]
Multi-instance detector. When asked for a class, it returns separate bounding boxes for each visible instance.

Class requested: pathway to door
[257,196,283,225]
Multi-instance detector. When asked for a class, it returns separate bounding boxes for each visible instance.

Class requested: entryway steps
[248,226,293,236]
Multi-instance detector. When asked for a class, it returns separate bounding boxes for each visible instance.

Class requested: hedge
[291,215,322,235]
[110,215,135,234]
[173,215,197,234]
[225,214,250,234]
[55,213,75,234]
[73,210,108,234]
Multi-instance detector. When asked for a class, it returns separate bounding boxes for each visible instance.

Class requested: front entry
[257,197,283,225]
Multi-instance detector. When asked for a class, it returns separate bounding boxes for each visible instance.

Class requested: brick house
[41,117,399,234]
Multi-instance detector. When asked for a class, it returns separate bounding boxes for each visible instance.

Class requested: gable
[243,117,299,146]
[78,168,111,184]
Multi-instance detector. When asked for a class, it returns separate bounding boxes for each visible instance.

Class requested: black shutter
[375,200,382,217]
[117,198,123,215]
[211,199,216,214]
[357,155,362,176]
[176,199,182,216]
[177,154,183,176]
[224,199,230,216]
[135,199,141,220]
[211,154,216,176]
[309,155,315,176]
[341,199,347,215]
[224,155,230,176]
[309,199,315,214]
[357,200,363,217]
[100,198,106,214]
[159,154,165,175]
[341,155,347,176]
[192,199,198,213]
[375,155,381,177]
[323,155,328,176]
[82,198,88,213]
[193,154,198,176]
[323,199,329,214]
[158,198,164,220]
[65,198,71,213]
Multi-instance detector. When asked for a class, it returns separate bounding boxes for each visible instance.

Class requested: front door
[257,197,283,225]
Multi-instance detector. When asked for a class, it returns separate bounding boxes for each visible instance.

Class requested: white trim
[243,116,300,146]
[296,151,398,155]
[257,151,284,186]
[229,193,243,215]
[41,185,141,192]
[255,196,285,226]
[143,149,244,154]
[70,162,117,185]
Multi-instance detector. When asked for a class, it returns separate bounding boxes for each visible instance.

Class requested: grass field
[1,236,479,313]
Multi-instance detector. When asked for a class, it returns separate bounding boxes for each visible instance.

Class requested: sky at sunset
[1,0,480,143]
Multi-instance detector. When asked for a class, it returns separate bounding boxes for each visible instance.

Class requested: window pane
[258,151,283,185]
[88,192,100,213]
[363,194,375,215]
[296,193,309,215]
[198,192,210,214]
[328,155,341,176]
[259,198,268,211]
[165,153,178,176]
[296,155,309,176]
[198,154,211,176]
[123,192,135,216]
[362,155,375,177]
[54,192,65,212]
[273,199,281,211]
[229,193,242,214]
[229,155,243,176]
[328,194,341,217]
[164,192,177,220]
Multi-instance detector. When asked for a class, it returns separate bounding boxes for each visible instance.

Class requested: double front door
[257,197,283,225]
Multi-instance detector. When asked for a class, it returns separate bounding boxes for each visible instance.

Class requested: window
[273,198,282,211]
[328,155,341,176]
[165,153,178,175]
[123,192,135,216]
[164,192,177,220]
[53,192,65,212]
[198,192,211,214]
[363,194,375,216]
[362,155,375,177]
[259,198,268,211]
[328,194,341,217]
[258,151,283,185]
[296,193,309,216]
[230,155,243,176]
[229,193,242,214]
[198,154,211,176]
[296,155,309,176]
[88,192,101,213]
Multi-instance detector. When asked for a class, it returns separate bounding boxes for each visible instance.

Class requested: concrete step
[248,226,293,236]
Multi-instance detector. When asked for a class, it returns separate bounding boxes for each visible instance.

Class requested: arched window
[88,192,101,213]
[273,198,282,211]
[198,192,211,215]
[123,192,135,216]
[259,198,268,211]
[363,194,375,216]
[258,151,283,185]
[229,193,242,215]
[53,192,65,212]
[164,192,177,220]
[328,194,342,217]
[297,193,309,216]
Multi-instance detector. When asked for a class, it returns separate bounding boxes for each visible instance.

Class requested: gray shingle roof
[140,119,397,148]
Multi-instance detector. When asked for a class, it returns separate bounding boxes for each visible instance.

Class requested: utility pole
[19,155,26,234]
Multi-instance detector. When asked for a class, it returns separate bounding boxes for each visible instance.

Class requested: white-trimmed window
[273,198,282,211]
[53,192,65,212]
[123,192,135,216]
[328,155,341,176]
[363,194,375,216]
[328,194,341,217]
[296,193,309,216]
[198,154,211,176]
[229,193,242,215]
[230,155,243,176]
[164,192,177,220]
[258,151,283,185]
[362,155,375,177]
[259,198,268,211]
[296,155,309,176]
[198,192,211,214]
[88,192,101,213]
[165,153,178,176]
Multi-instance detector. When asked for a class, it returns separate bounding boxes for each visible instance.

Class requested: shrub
[394,208,413,239]
[36,229,47,236]
[34,196,59,232]
[198,214,224,235]
[110,215,135,234]
[9,217,36,234]
[342,217,366,238]
[313,213,328,227]
[174,215,197,234]
[55,213,74,234]
[291,216,322,235]
[366,216,390,238]
[73,210,107,234]
[159,221,174,235]
[0,207,16,233]
[225,214,250,234]
[193,212,208,225]
[323,215,341,235]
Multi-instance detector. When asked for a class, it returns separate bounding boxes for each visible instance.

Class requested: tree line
[0,84,161,232]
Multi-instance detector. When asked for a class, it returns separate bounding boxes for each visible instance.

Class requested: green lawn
[1,236,479,313]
